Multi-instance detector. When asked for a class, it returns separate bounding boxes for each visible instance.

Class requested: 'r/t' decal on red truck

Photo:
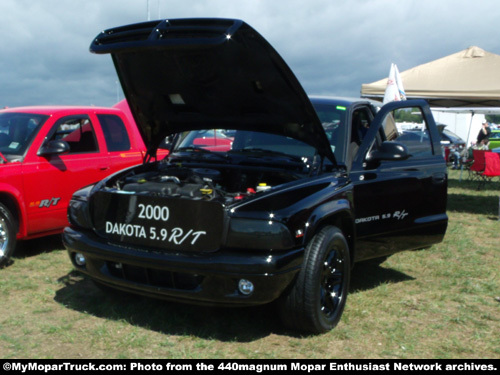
[29,198,61,208]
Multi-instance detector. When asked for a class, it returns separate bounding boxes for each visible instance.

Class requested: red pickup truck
[0,102,165,267]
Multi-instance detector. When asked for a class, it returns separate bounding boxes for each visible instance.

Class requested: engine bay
[111,164,303,205]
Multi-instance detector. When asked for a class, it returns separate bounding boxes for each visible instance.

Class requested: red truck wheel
[0,203,17,268]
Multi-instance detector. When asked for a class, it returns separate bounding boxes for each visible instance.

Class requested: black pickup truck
[63,18,448,334]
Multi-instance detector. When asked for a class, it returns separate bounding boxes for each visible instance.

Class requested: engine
[112,164,301,204]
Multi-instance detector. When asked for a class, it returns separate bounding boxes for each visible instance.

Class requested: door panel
[350,101,448,261]
[23,115,109,236]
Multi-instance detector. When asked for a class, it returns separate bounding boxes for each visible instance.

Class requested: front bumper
[63,227,303,306]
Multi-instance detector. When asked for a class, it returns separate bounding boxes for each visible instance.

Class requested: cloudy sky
[1,0,498,108]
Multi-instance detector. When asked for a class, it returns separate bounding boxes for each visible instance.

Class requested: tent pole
[460,111,475,182]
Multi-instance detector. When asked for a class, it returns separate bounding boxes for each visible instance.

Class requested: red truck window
[97,114,131,152]
[50,116,98,153]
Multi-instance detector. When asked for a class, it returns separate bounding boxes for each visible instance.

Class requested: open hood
[91,18,335,164]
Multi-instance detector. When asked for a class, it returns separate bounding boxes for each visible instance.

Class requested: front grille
[91,192,224,253]
[106,261,203,290]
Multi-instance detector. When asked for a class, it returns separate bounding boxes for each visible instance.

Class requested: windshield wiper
[231,148,325,175]
[229,148,305,162]
[173,146,228,160]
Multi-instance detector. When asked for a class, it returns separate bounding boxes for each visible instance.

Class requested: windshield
[0,112,48,157]
[173,129,317,162]
[442,129,464,143]
[490,131,500,139]
[311,102,348,164]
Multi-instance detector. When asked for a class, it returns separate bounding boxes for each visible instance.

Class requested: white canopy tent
[361,46,500,108]
[361,46,500,149]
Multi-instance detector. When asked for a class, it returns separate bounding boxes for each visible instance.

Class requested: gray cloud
[1,0,499,108]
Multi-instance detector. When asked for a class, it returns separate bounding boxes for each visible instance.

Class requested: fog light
[74,253,86,267]
[238,279,254,295]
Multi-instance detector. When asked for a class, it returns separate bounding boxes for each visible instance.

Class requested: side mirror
[158,136,172,150]
[38,140,70,156]
[367,141,410,162]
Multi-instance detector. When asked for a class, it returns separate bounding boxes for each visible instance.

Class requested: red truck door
[22,114,111,236]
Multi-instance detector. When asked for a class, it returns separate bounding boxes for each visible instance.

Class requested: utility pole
[147,0,161,21]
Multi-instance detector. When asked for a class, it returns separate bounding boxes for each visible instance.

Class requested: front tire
[279,226,351,334]
[0,203,17,268]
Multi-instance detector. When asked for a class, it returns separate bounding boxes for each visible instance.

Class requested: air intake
[90,18,243,53]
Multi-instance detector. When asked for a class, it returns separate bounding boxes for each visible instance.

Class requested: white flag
[383,63,406,104]
[394,64,406,101]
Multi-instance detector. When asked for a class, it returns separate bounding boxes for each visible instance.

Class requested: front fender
[229,176,354,251]
[0,183,28,239]
[301,186,356,263]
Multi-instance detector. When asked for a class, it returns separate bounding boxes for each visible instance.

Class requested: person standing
[477,120,492,146]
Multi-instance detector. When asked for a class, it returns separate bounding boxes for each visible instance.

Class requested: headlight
[225,218,294,250]
[67,185,94,229]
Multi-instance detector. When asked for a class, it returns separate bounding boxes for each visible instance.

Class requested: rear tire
[279,225,350,334]
[0,203,17,268]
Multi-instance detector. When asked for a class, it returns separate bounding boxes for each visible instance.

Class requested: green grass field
[0,169,499,359]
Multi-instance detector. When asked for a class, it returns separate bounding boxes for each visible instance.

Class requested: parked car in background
[397,130,435,157]
[0,104,167,267]
[437,124,466,163]
[488,129,500,150]
[181,129,233,151]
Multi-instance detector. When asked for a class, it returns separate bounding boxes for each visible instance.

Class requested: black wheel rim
[320,247,345,320]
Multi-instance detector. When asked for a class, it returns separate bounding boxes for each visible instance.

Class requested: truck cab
[0,105,167,267]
